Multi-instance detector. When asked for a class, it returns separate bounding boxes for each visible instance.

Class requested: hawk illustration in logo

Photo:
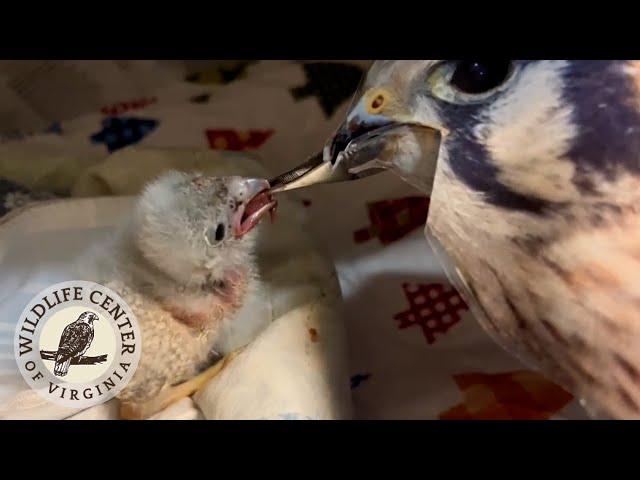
[53,312,99,377]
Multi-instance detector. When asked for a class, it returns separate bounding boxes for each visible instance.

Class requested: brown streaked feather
[438,209,640,419]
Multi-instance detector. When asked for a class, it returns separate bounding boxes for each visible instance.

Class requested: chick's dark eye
[205,224,226,245]
[215,224,225,241]
[450,60,512,94]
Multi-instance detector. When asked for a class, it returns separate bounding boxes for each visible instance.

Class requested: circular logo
[14,280,141,409]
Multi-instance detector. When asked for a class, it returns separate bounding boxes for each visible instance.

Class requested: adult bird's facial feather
[327,60,579,210]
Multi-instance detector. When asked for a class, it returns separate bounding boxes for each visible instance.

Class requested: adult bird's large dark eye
[450,61,512,94]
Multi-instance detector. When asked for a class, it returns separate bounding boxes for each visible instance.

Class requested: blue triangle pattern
[90,116,159,153]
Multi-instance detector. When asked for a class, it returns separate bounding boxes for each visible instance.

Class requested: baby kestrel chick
[79,171,277,417]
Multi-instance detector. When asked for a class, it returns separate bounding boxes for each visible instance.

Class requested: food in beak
[327,120,398,165]
[324,122,443,192]
[234,189,277,237]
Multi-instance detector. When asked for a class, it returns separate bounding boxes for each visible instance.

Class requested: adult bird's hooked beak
[329,85,445,191]
[270,84,443,194]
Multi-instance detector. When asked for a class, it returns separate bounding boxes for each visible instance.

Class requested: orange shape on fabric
[205,129,274,151]
[394,282,468,344]
[213,137,228,149]
[101,97,157,116]
[353,196,430,246]
[439,370,573,420]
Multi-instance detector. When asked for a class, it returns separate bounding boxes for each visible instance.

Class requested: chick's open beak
[232,178,277,238]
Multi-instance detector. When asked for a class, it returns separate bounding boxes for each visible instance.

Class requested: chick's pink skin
[162,266,251,330]
[232,189,277,238]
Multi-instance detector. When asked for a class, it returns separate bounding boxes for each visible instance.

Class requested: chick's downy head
[133,171,276,285]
